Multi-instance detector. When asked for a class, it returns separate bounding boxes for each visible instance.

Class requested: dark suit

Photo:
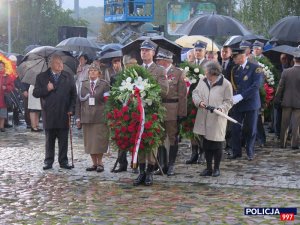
[230,61,263,158]
[220,59,235,81]
[33,69,77,166]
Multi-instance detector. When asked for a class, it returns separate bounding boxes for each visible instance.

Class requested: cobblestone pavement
[0,124,299,224]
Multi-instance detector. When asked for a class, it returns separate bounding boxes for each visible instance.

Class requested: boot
[113,150,128,173]
[212,148,222,177]
[145,164,154,186]
[133,163,146,186]
[197,146,205,164]
[186,145,198,164]
[154,146,168,175]
[167,145,178,176]
[200,149,213,176]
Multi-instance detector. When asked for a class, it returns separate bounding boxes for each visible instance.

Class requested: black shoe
[0,128,5,132]
[200,169,212,176]
[144,172,153,186]
[43,164,52,170]
[112,164,127,173]
[96,164,104,173]
[60,164,73,169]
[186,145,198,164]
[31,128,43,132]
[212,169,220,177]
[227,154,242,159]
[167,165,175,176]
[86,165,97,171]
[133,172,146,186]
[292,146,299,150]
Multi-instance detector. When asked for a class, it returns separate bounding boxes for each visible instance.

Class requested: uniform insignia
[246,65,249,70]
[255,67,263,73]
[243,75,248,81]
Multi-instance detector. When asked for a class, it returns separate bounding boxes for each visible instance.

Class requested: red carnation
[142,133,148,139]
[122,105,129,112]
[117,111,123,118]
[123,114,130,121]
[152,114,158,121]
[117,140,122,146]
[121,126,127,133]
[191,109,197,115]
[107,112,113,119]
[147,132,153,137]
[128,125,135,133]
[144,121,153,129]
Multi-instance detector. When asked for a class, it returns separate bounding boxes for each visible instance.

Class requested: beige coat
[163,65,187,121]
[76,79,110,124]
[192,75,233,142]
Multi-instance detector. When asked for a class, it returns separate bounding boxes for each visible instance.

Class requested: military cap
[239,40,252,49]
[252,40,264,49]
[193,40,207,49]
[155,47,173,62]
[140,39,158,51]
[231,48,246,55]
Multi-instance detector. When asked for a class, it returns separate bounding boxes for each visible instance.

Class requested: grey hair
[48,54,63,65]
[204,61,222,76]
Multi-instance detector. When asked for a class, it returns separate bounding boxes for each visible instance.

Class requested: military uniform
[229,49,263,160]
[134,40,169,186]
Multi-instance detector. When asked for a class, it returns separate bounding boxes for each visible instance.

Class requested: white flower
[191,78,197,84]
[184,66,190,72]
[194,68,199,73]
[145,99,153,106]
[265,66,269,70]
[199,74,204,79]
[126,77,132,83]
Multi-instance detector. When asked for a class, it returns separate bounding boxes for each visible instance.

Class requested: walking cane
[68,114,74,168]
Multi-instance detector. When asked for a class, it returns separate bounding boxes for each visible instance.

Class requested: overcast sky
[61,0,104,9]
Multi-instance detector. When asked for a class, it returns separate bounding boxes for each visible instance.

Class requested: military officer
[239,40,256,64]
[154,48,187,176]
[252,40,265,59]
[228,48,263,161]
[186,40,208,164]
[133,39,169,186]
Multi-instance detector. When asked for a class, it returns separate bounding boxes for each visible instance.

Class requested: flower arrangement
[0,53,16,78]
[105,65,165,154]
[179,61,204,139]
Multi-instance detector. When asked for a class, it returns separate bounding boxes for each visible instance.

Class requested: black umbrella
[122,36,182,65]
[269,16,300,43]
[98,43,123,63]
[223,34,268,48]
[56,37,100,57]
[175,13,251,37]
[263,45,297,66]
[18,46,78,85]
[23,44,41,55]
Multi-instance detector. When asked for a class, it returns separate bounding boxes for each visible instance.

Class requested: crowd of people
[0,37,299,186]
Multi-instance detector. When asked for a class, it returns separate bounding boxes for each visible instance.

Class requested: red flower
[144,121,153,129]
[150,140,154,145]
[107,112,113,119]
[117,140,122,146]
[191,109,197,115]
[155,128,160,133]
[128,125,135,133]
[123,114,130,121]
[122,105,129,112]
[152,114,158,121]
[117,111,123,118]
[147,132,153,137]
[121,126,127,133]
[142,133,148,139]
[132,112,140,120]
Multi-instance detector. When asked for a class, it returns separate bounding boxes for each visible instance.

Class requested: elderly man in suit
[228,48,263,161]
[154,47,187,176]
[133,39,169,186]
[33,55,77,170]
[274,51,300,149]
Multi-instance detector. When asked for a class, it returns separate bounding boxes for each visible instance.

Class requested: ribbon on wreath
[132,87,145,168]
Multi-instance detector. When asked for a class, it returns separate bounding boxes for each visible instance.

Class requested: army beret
[140,39,158,51]
[193,40,207,49]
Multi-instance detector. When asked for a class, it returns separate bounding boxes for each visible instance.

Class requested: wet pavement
[0,123,300,224]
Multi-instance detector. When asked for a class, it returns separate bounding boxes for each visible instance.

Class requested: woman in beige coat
[192,61,233,177]
[76,63,110,172]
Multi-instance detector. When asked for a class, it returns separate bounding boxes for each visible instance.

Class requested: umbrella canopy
[175,13,251,37]
[98,43,123,63]
[122,36,182,65]
[223,34,268,48]
[175,35,220,51]
[263,45,298,66]
[56,37,100,58]
[18,46,78,85]
[269,16,300,43]
[23,44,41,55]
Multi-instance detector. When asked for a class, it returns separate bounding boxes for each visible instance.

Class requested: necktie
[222,62,226,70]
[53,73,59,83]
[145,65,148,69]
[91,81,95,96]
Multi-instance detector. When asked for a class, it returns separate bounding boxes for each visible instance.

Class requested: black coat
[221,59,235,81]
[33,69,77,129]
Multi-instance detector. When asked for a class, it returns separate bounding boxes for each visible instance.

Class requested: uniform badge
[246,65,249,70]
[256,67,263,73]
[243,75,248,81]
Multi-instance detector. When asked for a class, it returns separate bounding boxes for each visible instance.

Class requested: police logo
[256,68,263,73]
[243,75,248,81]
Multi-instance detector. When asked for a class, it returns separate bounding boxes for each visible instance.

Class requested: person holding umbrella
[33,54,77,170]
[192,61,233,177]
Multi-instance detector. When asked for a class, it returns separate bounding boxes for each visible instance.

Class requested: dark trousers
[231,109,258,158]
[23,96,31,127]
[274,107,282,137]
[45,128,69,166]
[203,138,223,171]
[256,113,266,145]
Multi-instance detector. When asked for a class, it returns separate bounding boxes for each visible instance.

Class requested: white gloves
[232,94,243,104]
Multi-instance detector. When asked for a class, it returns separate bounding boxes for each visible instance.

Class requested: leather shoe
[200,169,212,176]
[60,164,73,169]
[212,169,220,177]
[144,172,153,186]
[43,164,52,170]
[112,165,127,173]
[133,172,146,186]
[86,165,97,171]
[227,154,242,159]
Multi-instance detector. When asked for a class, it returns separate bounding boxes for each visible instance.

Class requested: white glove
[232,94,243,104]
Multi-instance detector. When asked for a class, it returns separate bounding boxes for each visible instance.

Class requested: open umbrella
[263,45,297,66]
[23,44,41,55]
[122,36,182,65]
[98,43,123,63]
[175,13,251,37]
[269,16,300,43]
[18,46,78,85]
[56,37,100,58]
[223,34,268,48]
[175,35,220,51]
